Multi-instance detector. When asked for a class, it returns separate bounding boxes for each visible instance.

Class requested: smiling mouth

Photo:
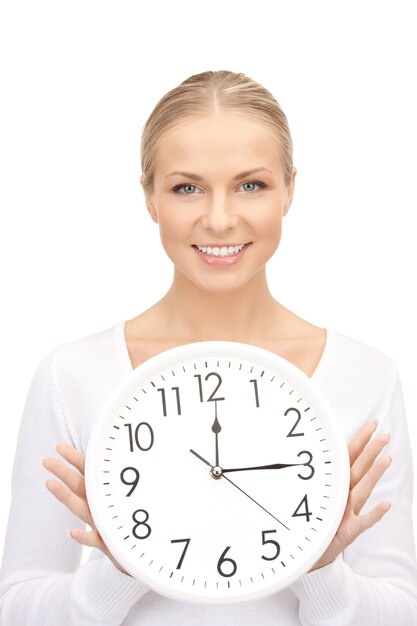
[192,243,251,257]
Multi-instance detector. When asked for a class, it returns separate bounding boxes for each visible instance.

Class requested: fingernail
[53,442,60,452]
[380,432,391,444]
[40,457,47,465]
[67,529,73,540]
[43,477,51,487]
[382,501,391,512]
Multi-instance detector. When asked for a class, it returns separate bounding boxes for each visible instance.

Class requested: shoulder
[328,327,398,388]
[49,321,122,371]
[321,329,401,439]
[41,320,125,403]
[36,321,127,449]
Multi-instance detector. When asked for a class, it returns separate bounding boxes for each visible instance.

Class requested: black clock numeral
[124,422,154,452]
[297,450,315,480]
[249,379,260,407]
[285,407,304,437]
[217,546,237,577]
[132,509,151,539]
[157,387,181,416]
[120,466,140,496]
[194,372,225,403]
[292,494,312,522]
[261,529,281,560]
[170,538,191,569]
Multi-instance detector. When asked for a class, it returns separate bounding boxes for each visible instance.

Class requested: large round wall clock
[85,341,349,604]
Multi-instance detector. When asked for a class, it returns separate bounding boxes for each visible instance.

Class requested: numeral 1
[249,379,260,407]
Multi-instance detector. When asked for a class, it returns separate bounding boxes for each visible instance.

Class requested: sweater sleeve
[290,364,417,625]
[0,351,149,625]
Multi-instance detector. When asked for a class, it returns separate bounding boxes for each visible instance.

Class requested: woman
[1,70,416,625]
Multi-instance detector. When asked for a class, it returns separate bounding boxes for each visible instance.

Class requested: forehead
[154,113,282,175]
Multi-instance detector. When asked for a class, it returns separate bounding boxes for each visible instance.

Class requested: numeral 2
[285,407,304,437]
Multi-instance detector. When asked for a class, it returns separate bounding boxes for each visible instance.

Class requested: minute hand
[222,462,304,473]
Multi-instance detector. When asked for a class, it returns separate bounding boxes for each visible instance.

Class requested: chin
[190,271,260,295]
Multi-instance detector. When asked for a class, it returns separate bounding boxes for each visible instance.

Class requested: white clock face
[86,341,349,604]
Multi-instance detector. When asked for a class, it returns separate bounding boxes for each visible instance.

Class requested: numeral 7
[170,538,191,569]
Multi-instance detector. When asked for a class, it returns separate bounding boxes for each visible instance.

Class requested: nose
[199,194,239,233]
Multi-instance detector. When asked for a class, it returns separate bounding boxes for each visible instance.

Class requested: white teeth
[195,243,247,256]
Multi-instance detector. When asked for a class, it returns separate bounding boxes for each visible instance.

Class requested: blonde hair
[140,70,294,192]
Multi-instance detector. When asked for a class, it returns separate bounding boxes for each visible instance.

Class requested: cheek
[157,209,190,254]
[254,207,284,244]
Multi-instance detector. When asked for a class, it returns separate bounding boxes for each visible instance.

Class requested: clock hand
[222,474,290,531]
[222,461,305,473]
[189,448,211,467]
[189,448,222,478]
[211,400,221,467]
[189,449,289,530]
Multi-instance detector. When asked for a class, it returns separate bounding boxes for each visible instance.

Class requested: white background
[1,0,416,560]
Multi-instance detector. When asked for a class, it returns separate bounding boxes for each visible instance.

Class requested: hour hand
[222,461,304,473]
[211,400,221,467]
[212,417,221,467]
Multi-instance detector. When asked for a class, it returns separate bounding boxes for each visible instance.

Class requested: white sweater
[1,321,417,626]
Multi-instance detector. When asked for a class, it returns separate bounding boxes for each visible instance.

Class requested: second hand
[222,474,290,530]
[189,448,289,531]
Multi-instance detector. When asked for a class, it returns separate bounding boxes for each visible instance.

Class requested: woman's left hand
[308,420,392,572]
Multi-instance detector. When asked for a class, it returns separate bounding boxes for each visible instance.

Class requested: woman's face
[141,112,296,293]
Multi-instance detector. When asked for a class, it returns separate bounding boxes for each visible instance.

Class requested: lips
[192,242,252,267]
[193,243,249,248]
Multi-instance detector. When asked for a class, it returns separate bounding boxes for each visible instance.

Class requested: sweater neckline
[115,320,334,383]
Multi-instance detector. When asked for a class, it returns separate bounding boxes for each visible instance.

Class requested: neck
[157,268,284,341]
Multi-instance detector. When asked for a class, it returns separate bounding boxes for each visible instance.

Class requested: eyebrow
[164,167,273,181]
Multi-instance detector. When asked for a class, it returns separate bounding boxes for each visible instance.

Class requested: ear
[140,174,158,223]
[283,167,297,217]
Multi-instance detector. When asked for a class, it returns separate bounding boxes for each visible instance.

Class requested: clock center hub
[210,465,223,479]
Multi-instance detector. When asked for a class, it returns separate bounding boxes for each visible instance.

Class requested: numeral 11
[157,387,181,416]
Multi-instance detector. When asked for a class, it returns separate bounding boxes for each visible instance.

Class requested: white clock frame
[85,341,349,604]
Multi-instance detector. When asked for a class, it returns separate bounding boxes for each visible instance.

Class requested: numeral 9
[120,466,140,496]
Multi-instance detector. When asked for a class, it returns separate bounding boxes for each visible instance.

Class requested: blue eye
[240,180,266,192]
[172,184,197,194]
[172,180,267,194]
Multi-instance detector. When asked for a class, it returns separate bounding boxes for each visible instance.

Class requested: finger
[69,527,103,549]
[351,455,392,513]
[350,432,390,489]
[54,443,85,475]
[348,421,377,466]
[69,527,128,574]
[45,478,94,526]
[356,500,391,536]
[42,456,86,499]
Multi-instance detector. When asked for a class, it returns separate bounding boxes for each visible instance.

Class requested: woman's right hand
[42,443,131,576]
